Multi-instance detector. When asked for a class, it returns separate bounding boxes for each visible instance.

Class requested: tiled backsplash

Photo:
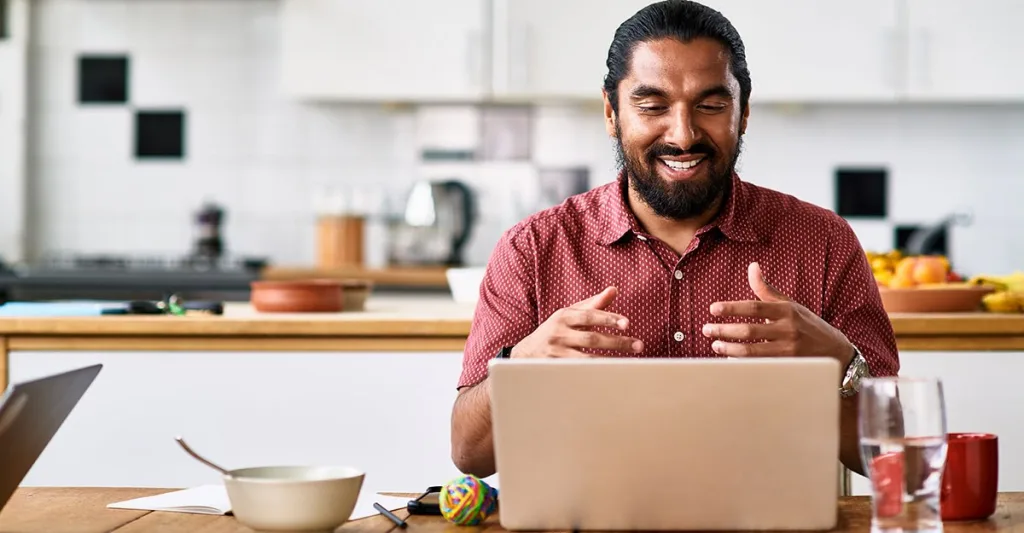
[22,0,1024,275]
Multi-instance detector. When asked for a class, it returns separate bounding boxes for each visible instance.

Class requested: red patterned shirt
[457,172,899,388]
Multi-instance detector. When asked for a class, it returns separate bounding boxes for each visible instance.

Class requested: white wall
[0,0,29,263]
[24,0,1024,275]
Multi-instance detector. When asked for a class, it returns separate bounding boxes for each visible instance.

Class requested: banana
[982,291,1024,313]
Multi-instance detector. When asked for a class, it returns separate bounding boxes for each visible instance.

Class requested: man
[450,0,898,479]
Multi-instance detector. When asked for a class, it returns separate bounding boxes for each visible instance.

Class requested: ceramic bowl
[446,267,485,304]
[879,286,994,313]
[250,280,344,313]
[340,279,374,312]
[223,465,365,532]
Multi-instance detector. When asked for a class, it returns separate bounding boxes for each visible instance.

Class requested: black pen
[374,502,408,529]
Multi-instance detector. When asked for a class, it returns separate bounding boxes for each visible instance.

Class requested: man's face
[604,37,748,220]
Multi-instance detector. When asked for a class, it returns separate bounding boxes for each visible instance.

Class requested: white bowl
[446,267,486,304]
[223,465,364,532]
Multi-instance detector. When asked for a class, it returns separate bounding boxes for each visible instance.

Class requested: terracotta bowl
[879,286,994,313]
[250,280,344,313]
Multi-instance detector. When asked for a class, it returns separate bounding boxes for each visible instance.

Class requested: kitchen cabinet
[279,0,1024,104]
[700,1,900,103]
[489,0,652,101]
[280,0,488,102]
[12,350,469,490]
[490,0,900,103]
[904,0,1024,101]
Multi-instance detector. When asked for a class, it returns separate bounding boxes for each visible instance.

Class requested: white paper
[107,485,231,515]
[107,485,410,521]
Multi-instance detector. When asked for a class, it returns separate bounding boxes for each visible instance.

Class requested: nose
[664,108,700,150]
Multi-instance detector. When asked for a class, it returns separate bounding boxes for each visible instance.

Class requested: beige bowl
[223,465,365,532]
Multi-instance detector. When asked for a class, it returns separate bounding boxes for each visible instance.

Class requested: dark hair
[603,0,751,114]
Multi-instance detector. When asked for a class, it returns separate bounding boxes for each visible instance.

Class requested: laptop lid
[0,364,102,512]
[488,357,840,531]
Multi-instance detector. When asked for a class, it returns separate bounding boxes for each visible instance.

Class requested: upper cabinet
[489,0,652,101]
[280,0,488,102]
[699,1,900,103]
[903,0,1024,101]
[279,0,1024,104]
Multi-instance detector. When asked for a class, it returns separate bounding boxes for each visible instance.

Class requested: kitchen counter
[0,296,1019,344]
[1,295,1023,390]
[260,265,451,290]
[5,297,1024,494]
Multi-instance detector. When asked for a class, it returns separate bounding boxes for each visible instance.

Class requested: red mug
[941,433,999,521]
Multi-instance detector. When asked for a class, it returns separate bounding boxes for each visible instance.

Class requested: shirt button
[673,331,684,342]
[637,235,648,241]
[674,270,683,280]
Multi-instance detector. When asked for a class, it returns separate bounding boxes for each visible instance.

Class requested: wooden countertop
[0,296,475,337]
[261,265,451,288]
[3,487,1023,532]
[0,295,1022,350]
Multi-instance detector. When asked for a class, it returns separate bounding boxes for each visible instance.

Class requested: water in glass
[859,377,947,533]
[860,436,948,533]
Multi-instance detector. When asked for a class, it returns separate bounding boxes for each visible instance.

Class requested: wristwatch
[839,346,869,398]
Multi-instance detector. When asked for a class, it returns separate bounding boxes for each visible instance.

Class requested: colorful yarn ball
[439,475,498,526]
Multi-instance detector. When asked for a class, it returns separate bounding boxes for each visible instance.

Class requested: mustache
[646,143,715,159]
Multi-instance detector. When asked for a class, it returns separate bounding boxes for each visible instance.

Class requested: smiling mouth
[658,156,705,179]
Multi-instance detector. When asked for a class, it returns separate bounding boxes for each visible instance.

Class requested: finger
[574,286,618,310]
[710,340,790,357]
[559,330,643,353]
[701,322,781,341]
[561,308,629,330]
[710,300,789,320]
[748,262,789,303]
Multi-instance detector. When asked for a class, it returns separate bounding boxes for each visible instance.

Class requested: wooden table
[2,488,1023,532]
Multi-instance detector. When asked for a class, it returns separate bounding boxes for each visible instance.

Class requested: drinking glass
[859,377,948,533]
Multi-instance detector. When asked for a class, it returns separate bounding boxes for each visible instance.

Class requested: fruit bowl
[879,285,995,313]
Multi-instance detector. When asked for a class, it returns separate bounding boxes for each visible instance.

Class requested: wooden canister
[316,215,365,269]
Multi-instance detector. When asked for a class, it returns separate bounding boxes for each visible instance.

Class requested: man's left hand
[702,262,855,367]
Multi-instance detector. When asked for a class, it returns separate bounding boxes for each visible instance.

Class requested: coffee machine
[388,180,476,266]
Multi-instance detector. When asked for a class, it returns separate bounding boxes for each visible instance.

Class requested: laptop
[488,357,840,531]
[0,364,103,513]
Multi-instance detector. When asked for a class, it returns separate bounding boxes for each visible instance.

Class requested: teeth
[662,157,703,170]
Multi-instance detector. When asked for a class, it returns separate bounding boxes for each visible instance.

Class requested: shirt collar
[597,170,763,246]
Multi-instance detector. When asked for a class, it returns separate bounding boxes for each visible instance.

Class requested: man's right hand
[510,286,643,358]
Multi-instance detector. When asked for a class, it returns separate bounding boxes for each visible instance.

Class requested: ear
[602,89,617,137]
[739,102,750,135]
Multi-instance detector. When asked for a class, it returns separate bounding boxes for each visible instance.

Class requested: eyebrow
[628,84,735,101]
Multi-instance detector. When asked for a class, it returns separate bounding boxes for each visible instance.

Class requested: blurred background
[0,0,1021,302]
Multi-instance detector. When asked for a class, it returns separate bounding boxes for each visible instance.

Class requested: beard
[614,123,742,220]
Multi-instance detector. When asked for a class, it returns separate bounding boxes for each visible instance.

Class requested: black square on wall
[835,167,888,218]
[78,55,130,104]
[135,110,186,159]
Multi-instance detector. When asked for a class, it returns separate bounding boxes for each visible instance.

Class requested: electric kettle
[388,180,476,266]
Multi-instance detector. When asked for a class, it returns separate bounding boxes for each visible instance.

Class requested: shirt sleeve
[822,214,900,377]
[457,227,539,389]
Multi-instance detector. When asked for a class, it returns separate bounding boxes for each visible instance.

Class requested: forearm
[449,378,496,478]
[839,395,865,476]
